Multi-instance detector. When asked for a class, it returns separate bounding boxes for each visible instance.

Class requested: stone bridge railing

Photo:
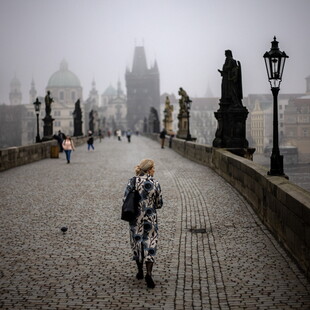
[0,136,88,172]
[149,134,310,278]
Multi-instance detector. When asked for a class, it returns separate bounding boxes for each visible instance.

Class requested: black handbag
[121,177,140,222]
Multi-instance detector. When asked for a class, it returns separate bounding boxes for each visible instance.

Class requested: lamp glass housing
[263,37,288,88]
[33,99,41,114]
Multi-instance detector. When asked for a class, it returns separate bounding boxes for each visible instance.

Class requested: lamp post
[263,36,289,176]
[33,98,41,143]
[186,100,192,141]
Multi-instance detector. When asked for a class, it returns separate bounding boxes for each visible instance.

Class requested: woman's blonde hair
[135,159,154,176]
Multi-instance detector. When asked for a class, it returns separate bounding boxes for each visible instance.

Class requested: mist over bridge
[0,136,309,309]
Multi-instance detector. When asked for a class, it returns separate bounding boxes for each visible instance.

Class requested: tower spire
[29,77,37,104]
[9,74,22,105]
[132,46,148,75]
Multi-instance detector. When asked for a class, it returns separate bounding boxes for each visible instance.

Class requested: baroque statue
[213,49,249,150]
[44,90,54,117]
[178,87,192,113]
[218,50,243,107]
[164,96,174,133]
[73,99,83,136]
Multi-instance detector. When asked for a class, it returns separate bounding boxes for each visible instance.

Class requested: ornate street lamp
[186,100,192,141]
[33,98,41,143]
[263,36,289,176]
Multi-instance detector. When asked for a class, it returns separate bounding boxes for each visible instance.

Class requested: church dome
[47,60,81,88]
[103,84,117,97]
[10,75,21,88]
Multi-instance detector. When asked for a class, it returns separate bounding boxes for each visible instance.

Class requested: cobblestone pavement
[0,136,309,310]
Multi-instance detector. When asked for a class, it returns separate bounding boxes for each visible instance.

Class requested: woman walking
[123,159,163,288]
[62,135,75,163]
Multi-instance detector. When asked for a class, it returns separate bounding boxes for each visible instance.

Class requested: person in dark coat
[126,129,132,143]
[58,130,65,152]
[87,130,95,151]
[159,129,167,149]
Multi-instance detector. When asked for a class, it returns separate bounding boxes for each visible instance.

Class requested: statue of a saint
[73,99,82,120]
[164,96,174,133]
[178,87,192,113]
[164,96,174,122]
[218,50,243,106]
[73,99,83,136]
[44,90,54,116]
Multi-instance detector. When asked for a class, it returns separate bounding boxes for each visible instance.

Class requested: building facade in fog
[0,75,30,147]
[249,99,272,154]
[0,104,26,148]
[190,97,218,145]
[284,76,310,162]
[246,93,303,155]
[125,46,160,131]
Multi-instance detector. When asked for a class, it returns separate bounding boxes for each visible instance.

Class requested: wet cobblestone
[0,136,309,309]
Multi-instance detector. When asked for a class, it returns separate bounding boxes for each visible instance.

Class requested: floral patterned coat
[123,174,163,263]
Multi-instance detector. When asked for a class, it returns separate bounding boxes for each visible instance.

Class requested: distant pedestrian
[62,135,75,164]
[159,129,167,149]
[53,130,65,152]
[98,129,103,142]
[122,159,163,288]
[116,129,122,141]
[58,130,65,152]
[169,134,174,148]
[87,131,95,151]
[126,129,132,143]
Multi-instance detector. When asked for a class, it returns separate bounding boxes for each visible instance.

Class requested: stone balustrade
[0,136,88,172]
[152,133,310,277]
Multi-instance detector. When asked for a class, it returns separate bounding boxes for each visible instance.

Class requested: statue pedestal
[166,120,174,136]
[42,115,55,141]
[176,112,188,139]
[213,103,249,148]
[176,112,196,141]
[226,147,256,160]
[177,112,188,140]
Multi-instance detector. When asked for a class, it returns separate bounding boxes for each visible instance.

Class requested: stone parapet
[0,136,88,172]
[147,133,310,277]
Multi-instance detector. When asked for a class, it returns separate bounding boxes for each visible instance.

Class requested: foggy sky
[0,0,310,105]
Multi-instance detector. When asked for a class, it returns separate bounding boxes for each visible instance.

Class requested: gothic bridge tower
[125,46,160,131]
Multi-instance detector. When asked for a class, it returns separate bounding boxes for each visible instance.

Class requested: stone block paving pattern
[0,135,309,310]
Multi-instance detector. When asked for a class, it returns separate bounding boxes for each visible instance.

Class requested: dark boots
[136,261,144,280]
[145,262,155,288]
[135,261,155,288]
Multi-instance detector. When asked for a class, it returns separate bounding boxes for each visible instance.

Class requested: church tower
[9,75,22,105]
[29,78,37,104]
[125,46,160,131]
[117,79,124,98]
[89,79,99,106]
